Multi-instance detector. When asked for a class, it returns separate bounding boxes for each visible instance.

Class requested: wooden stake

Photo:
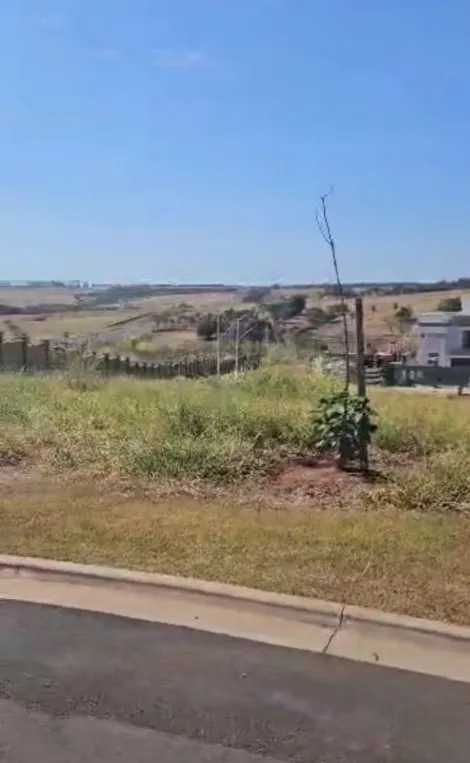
[216,314,221,377]
[355,296,369,472]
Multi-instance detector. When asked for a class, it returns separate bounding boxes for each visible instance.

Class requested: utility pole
[355,296,368,471]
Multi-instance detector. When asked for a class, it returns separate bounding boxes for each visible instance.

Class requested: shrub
[313,390,377,469]
[328,302,349,316]
[267,295,306,321]
[437,296,462,312]
[242,286,271,304]
[394,305,413,321]
[196,314,218,340]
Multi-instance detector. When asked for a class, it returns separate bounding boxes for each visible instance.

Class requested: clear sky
[1,0,469,284]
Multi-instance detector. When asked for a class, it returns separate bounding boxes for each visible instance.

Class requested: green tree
[196,314,218,340]
[437,296,462,312]
[267,294,306,321]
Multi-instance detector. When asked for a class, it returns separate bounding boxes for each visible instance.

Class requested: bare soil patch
[271,455,388,505]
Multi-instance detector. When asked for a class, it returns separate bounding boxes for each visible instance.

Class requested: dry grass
[1,310,139,341]
[136,292,242,312]
[1,364,470,624]
[0,288,244,344]
[0,286,80,306]
[320,288,470,336]
[1,474,469,624]
[120,330,201,352]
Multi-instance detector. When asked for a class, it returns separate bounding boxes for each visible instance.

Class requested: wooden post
[43,339,51,370]
[21,334,28,370]
[355,297,369,472]
[216,314,221,377]
[0,331,3,369]
[235,318,240,376]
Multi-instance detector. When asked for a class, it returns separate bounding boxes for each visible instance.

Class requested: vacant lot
[1,365,470,624]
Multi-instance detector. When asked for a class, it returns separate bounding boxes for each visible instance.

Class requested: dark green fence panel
[384,363,470,388]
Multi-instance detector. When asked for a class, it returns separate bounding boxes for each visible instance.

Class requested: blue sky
[1,0,469,284]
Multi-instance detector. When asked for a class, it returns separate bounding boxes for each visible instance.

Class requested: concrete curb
[1,555,470,645]
[0,555,341,629]
[342,604,470,644]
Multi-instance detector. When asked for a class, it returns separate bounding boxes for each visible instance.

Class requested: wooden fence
[0,333,262,380]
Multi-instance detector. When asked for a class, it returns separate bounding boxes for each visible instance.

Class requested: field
[2,283,468,356]
[1,364,470,625]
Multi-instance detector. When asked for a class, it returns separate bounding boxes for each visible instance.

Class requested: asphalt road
[0,601,469,762]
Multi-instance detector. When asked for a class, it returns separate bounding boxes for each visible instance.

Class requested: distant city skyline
[2,277,470,290]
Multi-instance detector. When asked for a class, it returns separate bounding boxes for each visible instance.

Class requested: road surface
[0,600,469,762]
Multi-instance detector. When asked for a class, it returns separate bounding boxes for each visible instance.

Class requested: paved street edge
[1,554,470,646]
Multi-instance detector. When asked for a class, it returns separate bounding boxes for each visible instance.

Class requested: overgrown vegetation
[0,365,469,497]
[2,364,470,624]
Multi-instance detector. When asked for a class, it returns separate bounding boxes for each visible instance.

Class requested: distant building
[416,298,470,367]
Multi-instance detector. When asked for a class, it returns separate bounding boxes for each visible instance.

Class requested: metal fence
[384,363,470,388]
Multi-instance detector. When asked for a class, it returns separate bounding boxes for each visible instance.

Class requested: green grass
[372,389,470,455]
[0,365,338,481]
[1,365,470,490]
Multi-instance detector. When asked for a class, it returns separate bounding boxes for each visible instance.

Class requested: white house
[416,298,470,367]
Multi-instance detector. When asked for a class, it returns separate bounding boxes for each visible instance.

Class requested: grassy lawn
[1,364,470,624]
